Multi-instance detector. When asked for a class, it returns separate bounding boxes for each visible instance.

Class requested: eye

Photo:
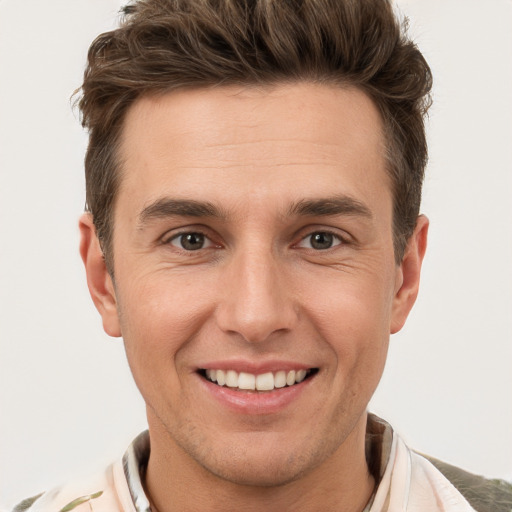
[297,231,343,250]
[168,232,214,251]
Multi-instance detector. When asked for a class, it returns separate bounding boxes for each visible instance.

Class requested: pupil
[181,233,204,250]
[311,232,333,250]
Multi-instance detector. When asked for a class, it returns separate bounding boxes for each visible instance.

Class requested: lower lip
[199,374,315,415]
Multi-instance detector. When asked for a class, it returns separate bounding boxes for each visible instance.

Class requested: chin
[188,433,333,489]
[203,455,311,488]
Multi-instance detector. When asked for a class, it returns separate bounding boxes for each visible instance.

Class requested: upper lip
[196,360,317,374]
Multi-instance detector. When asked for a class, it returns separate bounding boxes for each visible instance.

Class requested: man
[12,1,511,511]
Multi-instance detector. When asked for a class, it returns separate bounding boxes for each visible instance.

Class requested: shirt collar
[121,413,394,512]
[122,430,151,512]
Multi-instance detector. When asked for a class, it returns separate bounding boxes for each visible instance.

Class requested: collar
[121,413,394,512]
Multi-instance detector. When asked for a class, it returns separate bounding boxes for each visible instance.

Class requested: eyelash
[162,228,348,252]
[295,230,346,251]
[163,230,216,251]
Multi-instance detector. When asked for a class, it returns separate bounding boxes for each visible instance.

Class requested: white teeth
[295,369,307,383]
[286,370,296,386]
[238,372,256,390]
[274,371,286,388]
[225,370,238,388]
[204,368,314,391]
[255,372,274,391]
[216,369,226,386]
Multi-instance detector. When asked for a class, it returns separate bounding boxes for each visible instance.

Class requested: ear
[79,213,122,338]
[390,215,429,334]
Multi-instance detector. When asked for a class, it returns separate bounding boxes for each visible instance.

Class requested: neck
[144,413,375,512]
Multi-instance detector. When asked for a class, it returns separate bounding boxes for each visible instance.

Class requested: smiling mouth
[199,368,319,392]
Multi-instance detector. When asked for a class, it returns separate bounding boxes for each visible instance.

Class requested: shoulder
[10,461,129,512]
[11,431,151,512]
[416,452,512,512]
[12,490,105,512]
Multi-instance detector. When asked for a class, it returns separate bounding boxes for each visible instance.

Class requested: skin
[80,83,428,512]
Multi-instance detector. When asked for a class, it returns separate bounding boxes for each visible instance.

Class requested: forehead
[117,83,389,216]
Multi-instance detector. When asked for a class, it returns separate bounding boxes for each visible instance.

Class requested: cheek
[118,267,212,337]
[115,268,228,403]
[304,267,395,334]
[115,275,206,382]
[302,270,393,377]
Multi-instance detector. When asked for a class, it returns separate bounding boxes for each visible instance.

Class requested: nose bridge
[216,239,296,343]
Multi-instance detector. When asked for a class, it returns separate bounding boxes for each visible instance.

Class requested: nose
[215,245,298,344]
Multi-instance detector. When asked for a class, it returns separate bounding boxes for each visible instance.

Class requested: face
[81,83,427,488]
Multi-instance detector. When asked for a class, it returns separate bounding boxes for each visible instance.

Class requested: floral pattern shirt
[12,415,511,512]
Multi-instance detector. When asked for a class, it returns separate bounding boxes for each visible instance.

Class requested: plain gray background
[1,0,511,507]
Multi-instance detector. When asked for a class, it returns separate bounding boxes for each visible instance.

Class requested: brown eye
[170,232,211,251]
[310,232,333,249]
[298,232,342,250]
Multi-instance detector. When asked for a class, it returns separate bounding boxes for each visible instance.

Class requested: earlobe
[390,215,429,334]
[79,213,122,338]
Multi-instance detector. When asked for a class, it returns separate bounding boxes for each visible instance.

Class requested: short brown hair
[78,0,432,272]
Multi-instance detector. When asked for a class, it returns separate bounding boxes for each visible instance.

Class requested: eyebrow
[137,194,372,229]
[138,198,225,228]
[288,195,373,219]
